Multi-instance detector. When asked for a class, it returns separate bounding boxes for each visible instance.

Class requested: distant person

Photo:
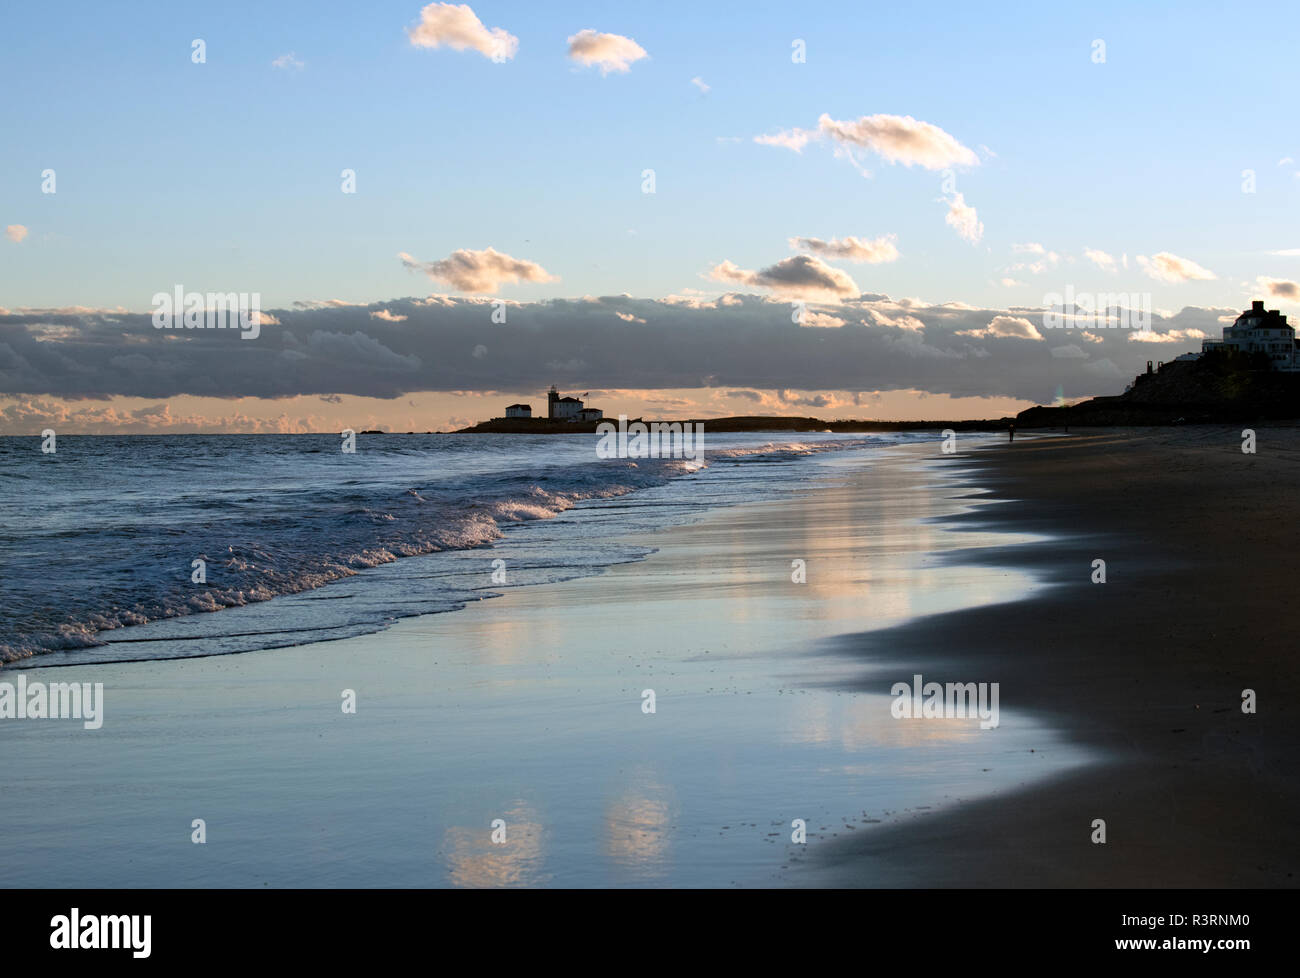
[1008,423,1015,443]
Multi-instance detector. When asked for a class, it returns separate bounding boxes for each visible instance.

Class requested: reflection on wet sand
[604,769,676,882]
[442,803,548,887]
[784,694,986,752]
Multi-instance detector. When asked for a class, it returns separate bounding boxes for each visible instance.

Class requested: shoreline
[799,426,1300,887]
[2,437,1084,887]
[5,429,1295,886]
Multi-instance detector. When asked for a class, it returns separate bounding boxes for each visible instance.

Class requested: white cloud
[789,234,899,264]
[957,315,1043,340]
[754,128,818,152]
[566,29,648,74]
[816,113,978,169]
[1084,247,1117,270]
[1136,252,1216,283]
[943,193,983,244]
[371,309,409,322]
[690,76,709,94]
[407,3,518,61]
[271,52,304,70]
[398,247,557,293]
[868,309,926,331]
[756,113,977,172]
[1127,328,1206,343]
[5,225,28,243]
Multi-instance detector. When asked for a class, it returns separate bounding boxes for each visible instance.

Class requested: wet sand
[802,426,1300,887]
[1,438,1087,887]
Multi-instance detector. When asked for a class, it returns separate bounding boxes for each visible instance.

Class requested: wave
[0,433,931,664]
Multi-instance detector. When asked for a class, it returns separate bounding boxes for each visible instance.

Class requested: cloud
[690,76,709,94]
[709,255,859,297]
[398,247,557,293]
[957,315,1043,340]
[943,193,983,244]
[789,235,899,264]
[1136,252,1216,283]
[756,113,977,172]
[1007,243,1060,274]
[867,308,926,331]
[754,128,818,152]
[999,278,1023,287]
[817,113,978,169]
[370,309,409,322]
[1126,328,1205,344]
[1051,344,1089,359]
[566,29,648,74]
[799,311,847,328]
[1269,248,1300,257]
[5,225,28,243]
[407,3,518,61]
[1257,276,1300,300]
[1084,248,1117,270]
[771,114,973,168]
[0,296,1235,414]
[271,52,304,70]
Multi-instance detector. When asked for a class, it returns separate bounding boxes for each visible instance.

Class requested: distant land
[1018,349,1300,427]
[454,415,1016,434]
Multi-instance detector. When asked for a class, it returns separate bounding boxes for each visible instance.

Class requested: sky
[2,0,1299,432]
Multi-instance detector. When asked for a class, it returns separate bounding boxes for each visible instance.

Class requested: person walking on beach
[1008,422,1015,443]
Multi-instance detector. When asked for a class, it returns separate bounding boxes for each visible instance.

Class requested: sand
[5,427,1295,887]
[802,425,1300,887]
[1,436,1082,888]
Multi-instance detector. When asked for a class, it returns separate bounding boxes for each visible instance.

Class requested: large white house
[1201,301,1299,370]
[546,386,603,420]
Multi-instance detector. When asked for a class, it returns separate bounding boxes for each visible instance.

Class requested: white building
[547,385,586,419]
[504,403,531,418]
[1201,301,1299,370]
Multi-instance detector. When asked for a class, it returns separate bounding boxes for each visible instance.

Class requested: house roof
[506,403,531,410]
[1235,303,1290,330]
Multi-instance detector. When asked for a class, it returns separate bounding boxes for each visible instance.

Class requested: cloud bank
[0,294,1232,409]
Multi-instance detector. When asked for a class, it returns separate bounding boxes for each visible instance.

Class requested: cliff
[1017,350,1300,427]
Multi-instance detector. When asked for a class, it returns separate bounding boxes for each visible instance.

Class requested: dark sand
[806,426,1300,887]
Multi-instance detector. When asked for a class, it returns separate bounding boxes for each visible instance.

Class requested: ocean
[0,431,937,666]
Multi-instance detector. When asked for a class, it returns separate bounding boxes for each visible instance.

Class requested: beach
[2,427,1296,887]
[804,425,1300,887]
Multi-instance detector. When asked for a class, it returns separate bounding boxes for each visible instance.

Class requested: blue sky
[2,1,1299,430]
